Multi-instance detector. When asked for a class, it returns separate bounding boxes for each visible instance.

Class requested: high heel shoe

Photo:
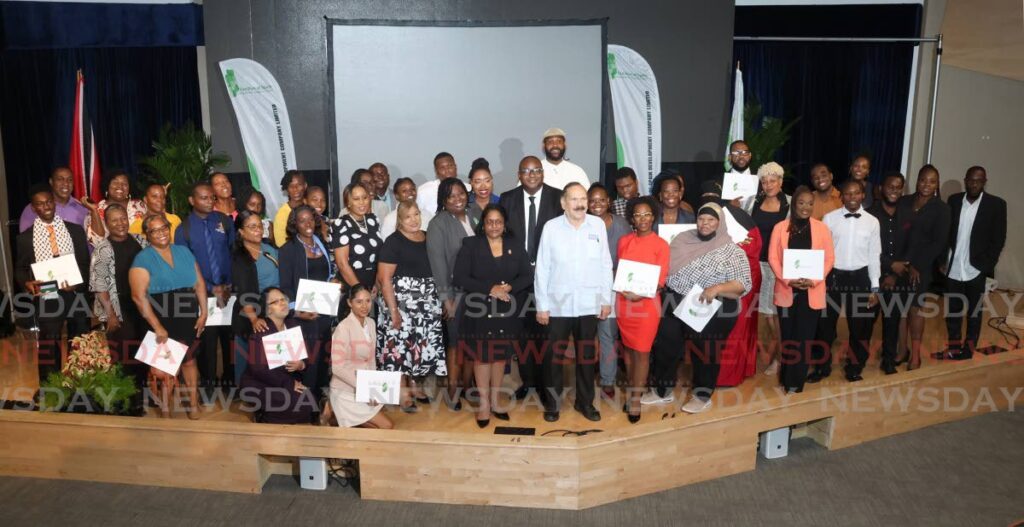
[476,418,490,428]
[906,359,921,372]
[492,412,510,421]
[628,413,641,424]
[400,401,418,413]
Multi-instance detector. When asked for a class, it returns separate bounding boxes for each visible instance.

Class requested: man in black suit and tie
[499,156,563,400]
[14,184,92,390]
[942,166,1006,360]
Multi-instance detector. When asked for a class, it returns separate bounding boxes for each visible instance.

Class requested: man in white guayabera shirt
[539,128,591,191]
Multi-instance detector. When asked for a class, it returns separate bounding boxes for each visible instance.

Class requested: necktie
[203,218,223,285]
[844,213,861,219]
[527,196,537,260]
[46,224,60,256]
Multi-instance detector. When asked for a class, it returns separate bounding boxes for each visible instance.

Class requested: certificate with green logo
[356,370,402,405]
[261,326,308,369]
[782,249,825,280]
[672,284,720,332]
[613,259,661,298]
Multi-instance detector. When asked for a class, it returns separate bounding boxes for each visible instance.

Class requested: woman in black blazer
[453,204,533,428]
[278,205,335,395]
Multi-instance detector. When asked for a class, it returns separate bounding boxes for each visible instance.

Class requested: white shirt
[823,206,881,289]
[540,158,590,191]
[948,193,983,281]
[521,187,544,254]
[729,167,757,214]
[416,179,442,216]
[534,214,613,317]
[380,206,433,240]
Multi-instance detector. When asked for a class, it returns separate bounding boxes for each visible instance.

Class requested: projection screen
[328,20,606,206]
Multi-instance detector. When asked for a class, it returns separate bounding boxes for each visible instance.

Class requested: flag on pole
[69,69,102,203]
[725,62,744,170]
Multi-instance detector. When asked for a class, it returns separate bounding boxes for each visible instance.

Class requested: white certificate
[135,331,189,376]
[658,223,695,245]
[261,326,308,370]
[613,259,661,298]
[205,296,237,327]
[720,207,749,244]
[30,254,83,287]
[355,370,403,405]
[294,278,342,315]
[672,284,722,332]
[721,172,759,200]
[782,249,825,280]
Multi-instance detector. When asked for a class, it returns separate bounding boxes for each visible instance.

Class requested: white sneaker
[681,397,712,414]
[640,390,674,406]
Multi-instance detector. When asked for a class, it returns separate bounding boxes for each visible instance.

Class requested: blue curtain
[0,47,201,209]
[734,5,921,186]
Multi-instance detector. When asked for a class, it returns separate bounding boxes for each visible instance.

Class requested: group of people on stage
[13,127,1007,429]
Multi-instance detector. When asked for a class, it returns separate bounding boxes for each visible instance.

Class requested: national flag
[69,69,101,203]
[725,62,744,170]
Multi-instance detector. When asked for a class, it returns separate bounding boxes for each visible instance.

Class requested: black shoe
[947,350,974,361]
[844,372,864,382]
[415,395,432,404]
[492,412,510,421]
[574,404,601,422]
[476,418,490,428]
[513,386,532,400]
[622,402,629,414]
[785,386,803,394]
[543,410,559,422]
[628,413,641,424]
[806,370,827,384]
[448,399,463,411]
[881,362,898,375]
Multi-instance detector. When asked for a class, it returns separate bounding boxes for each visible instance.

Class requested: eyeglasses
[148,226,170,235]
[730,150,752,156]
[268,297,289,306]
[518,168,543,176]
[632,212,654,219]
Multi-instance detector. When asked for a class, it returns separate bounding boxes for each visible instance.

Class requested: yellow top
[273,203,292,247]
[129,213,182,242]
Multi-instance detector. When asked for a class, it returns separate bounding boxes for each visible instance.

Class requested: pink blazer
[329,313,377,398]
[767,218,835,310]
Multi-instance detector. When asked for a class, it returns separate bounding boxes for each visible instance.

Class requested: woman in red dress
[714,198,762,387]
[616,197,670,423]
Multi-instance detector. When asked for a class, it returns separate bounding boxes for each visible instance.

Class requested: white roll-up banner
[607,45,661,196]
[219,58,297,215]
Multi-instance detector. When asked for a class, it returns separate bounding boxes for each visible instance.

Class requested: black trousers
[945,274,987,354]
[199,325,234,388]
[875,281,912,368]
[517,305,548,392]
[651,291,739,401]
[35,291,91,384]
[106,296,146,413]
[778,291,822,391]
[543,316,598,412]
[817,268,874,375]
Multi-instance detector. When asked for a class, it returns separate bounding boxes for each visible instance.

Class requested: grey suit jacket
[426,211,478,303]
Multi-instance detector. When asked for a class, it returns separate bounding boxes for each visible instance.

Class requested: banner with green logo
[607,45,661,195]
[219,58,297,215]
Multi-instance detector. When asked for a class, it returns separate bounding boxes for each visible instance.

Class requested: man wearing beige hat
[540,128,591,191]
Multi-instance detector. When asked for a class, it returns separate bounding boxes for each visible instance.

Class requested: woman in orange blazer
[768,186,835,393]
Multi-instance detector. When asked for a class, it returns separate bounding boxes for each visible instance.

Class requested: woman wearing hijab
[645,203,752,414]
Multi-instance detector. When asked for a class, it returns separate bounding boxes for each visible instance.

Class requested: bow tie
[844,213,861,219]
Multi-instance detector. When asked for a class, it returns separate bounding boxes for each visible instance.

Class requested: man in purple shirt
[18,167,100,232]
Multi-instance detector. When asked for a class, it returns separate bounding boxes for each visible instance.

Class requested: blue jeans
[597,317,619,386]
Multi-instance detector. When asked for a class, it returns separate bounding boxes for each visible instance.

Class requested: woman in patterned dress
[376,201,446,411]
[331,182,382,318]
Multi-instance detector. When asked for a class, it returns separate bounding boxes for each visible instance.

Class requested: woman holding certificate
[329,285,394,429]
[129,214,208,418]
[452,204,533,427]
[652,172,695,234]
[239,287,313,425]
[649,203,751,414]
[767,186,835,393]
[615,196,670,423]
[279,205,335,395]
[377,201,446,411]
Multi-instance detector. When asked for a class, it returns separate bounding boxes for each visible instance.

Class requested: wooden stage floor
[1,296,1022,509]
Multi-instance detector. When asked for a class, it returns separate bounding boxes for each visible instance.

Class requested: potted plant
[38,331,139,415]
[140,121,230,215]
[743,101,800,187]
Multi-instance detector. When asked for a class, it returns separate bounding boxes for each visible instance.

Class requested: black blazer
[14,221,90,293]
[452,235,533,338]
[498,184,562,264]
[277,237,330,302]
[231,248,279,336]
[946,192,1007,278]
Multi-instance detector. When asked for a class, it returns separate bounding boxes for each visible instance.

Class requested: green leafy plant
[38,331,138,415]
[743,101,800,179]
[140,121,230,215]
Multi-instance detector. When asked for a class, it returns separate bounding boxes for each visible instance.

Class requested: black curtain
[1,46,201,214]
[734,5,921,187]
